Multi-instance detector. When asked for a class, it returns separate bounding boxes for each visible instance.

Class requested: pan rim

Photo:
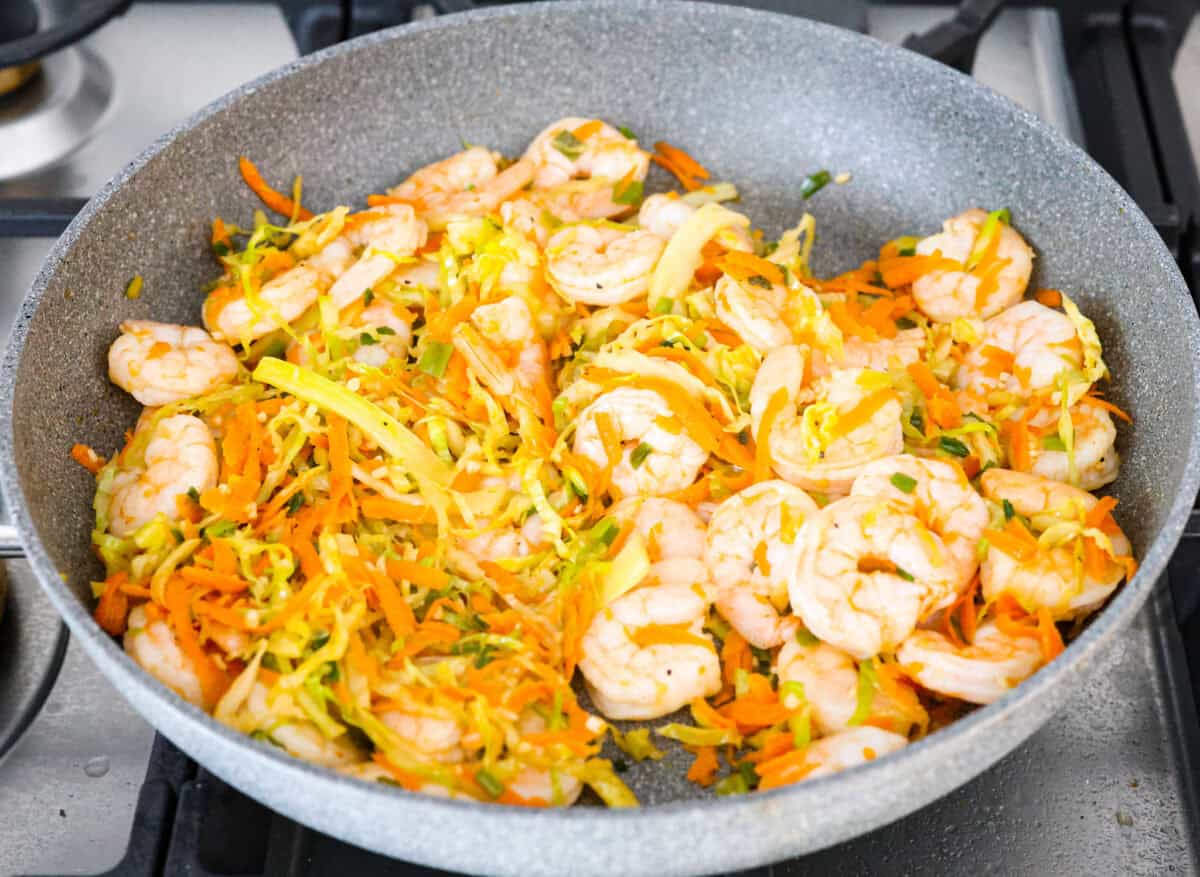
[2,0,1198,863]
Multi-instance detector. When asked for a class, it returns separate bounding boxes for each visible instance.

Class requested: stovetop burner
[0,45,114,180]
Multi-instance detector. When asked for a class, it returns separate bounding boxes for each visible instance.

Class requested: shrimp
[204,205,425,343]
[352,300,413,367]
[955,301,1082,399]
[1016,398,1120,490]
[838,328,925,371]
[775,636,859,736]
[544,224,665,306]
[789,496,960,660]
[124,604,204,706]
[608,496,707,562]
[850,454,988,594]
[979,469,1132,619]
[108,414,217,537]
[239,682,364,768]
[379,708,464,763]
[637,194,753,250]
[326,204,428,308]
[523,117,650,191]
[578,582,720,720]
[750,352,903,494]
[108,321,240,406]
[911,208,1034,322]
[714,275,825,355]
[501,197,554,248]
[705,480,819,648]
[452,296,551,417]
[388,147,536,230]
[507,766,583,807]
[896,622,1043,704]
[573,387,708,496]
[760,727,908,788]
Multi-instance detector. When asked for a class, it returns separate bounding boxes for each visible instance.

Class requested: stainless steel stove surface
[0,3,1198,876]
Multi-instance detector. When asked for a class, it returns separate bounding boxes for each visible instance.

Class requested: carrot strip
[833,388,896,437]
[238,156,313,220]
[1083,392,1133,424]
[1035,288,1062,307]
[1036,607,1065,661]
[387,558,452,590]
[94,572,129,636]
[179,566,249,594]
[718,251,785,287]
[1084,496,1119,531]
[653,141,710,181]
[878,254,962,289]
[572,119,604,140]
[755,388,788,483]
[359,495,436,524]
[630,624,713,650]
[164,578,228,708]
[70,443,106,474]
[686,746,720,787]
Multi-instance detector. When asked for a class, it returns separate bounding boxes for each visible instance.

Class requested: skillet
[3,3,1199,874]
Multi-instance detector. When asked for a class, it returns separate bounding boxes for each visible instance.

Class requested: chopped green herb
[186,486,201,502]
[286,493,306,516]
[213,241,231,257]
[800,170,831,199]
[909,409,925,433]
[898,246,916,257]
[617,125,636,140]
[613,757,630,773]
[551,130,584,160]
[591,517,621,547]
[749,644,773,675]
[746,274,773,289]
[993,207,1012,225]
[311,630,331,650]
[417,341,454,377]
[890,472,918,494]
[124,275,144,300]
[325,662,341,682]
[737,428,751,446]
[205,519,237,539]
[1002,499,1015,521]
[376,326,396,336]
[715,762,759,796]
[896,316,918,330]
[938,436,970,457]
[359,332,378,346]
[653,297,674,314]
[1041,434,1067,451]
[475,768,505,798]
[795,628,820,647]
[363,288,375,305]
[895,566,915,582]
[630,442,654,468]
[613,178,644,206]
[847,659,878,726]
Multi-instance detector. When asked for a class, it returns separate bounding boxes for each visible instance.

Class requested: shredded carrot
[1083,392,1133,423]
[906,361,941,399]
[754,388,788,483]
[653,141,710,181]
[630,624,713,650]
[927,394,962,430]
[93,572,129,636]
[1035,288,1062,307]
[691,697,739,731]
[718,251,785,287]
[237,156,313,220]
[369,571,417,639]
[164,578,228,708]
[686,746,720,786]
[1084,495,1119,531]
[878,253,962,289]
[720,630,752,691]
[387,559,451,591]
[1036,607,1065,661]
[70,443,106,474]
[179,566,249,594]
[359,495,435,524]
[832,388,896,437]
[572,119,603,140]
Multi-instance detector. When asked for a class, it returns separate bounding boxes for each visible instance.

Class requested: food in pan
[76,116,1137,806]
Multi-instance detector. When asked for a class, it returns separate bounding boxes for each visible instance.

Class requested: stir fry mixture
[79,116,1138,806]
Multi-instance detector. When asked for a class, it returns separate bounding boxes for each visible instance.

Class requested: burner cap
[0,1,38,45]
[0,46,113,180]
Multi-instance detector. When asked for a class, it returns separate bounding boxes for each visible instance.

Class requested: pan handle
[902,0,1006,74]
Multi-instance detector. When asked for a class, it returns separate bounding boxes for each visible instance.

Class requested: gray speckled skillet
[2,2,1198,874]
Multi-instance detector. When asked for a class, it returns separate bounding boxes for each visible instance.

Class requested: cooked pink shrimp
[545,224,665,305]
[750,352,903,494]
[979,469,1133,620]
[108,321,239,406]
[573,387,708,496]
[107,414,217,537]
[911,208,1034,322]
[760,726,908,788]
[956,301,1082,399]
[705,480,819,648]
[1017,398,1120,490]
[789,496,960,659]
[124,604,204,706]
[352,300,414,367]
[388,147,535,230]
[523,117,650,190]
[838,328,925,371]
[850,454,988,597]
[896,621,1043,704]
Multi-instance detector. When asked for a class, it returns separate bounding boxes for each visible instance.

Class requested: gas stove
[0,3,1198,875]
